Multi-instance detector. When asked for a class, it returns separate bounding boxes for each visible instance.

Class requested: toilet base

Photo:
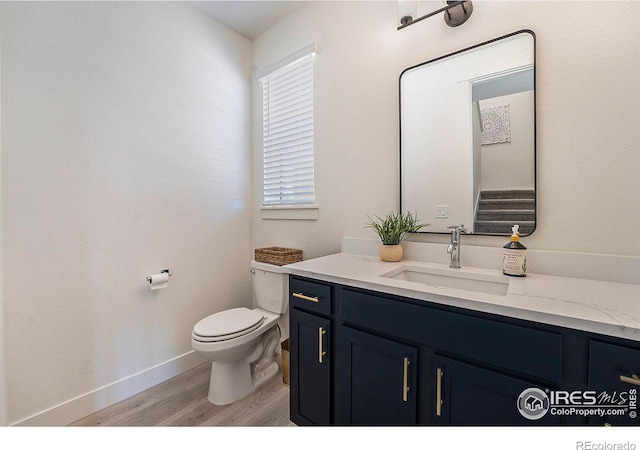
[206,326,282,406]
[207,360,281,406]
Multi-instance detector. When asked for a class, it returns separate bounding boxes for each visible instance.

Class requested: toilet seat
[192,307,265,342]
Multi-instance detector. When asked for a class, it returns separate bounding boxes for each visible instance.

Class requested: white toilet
[191,260,288,405]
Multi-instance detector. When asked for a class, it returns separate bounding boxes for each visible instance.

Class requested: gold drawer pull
[620,374,640,386]
[402,357,411,402]
[318,327,327,363]
[293,292,319,303]
[436,368,444,416]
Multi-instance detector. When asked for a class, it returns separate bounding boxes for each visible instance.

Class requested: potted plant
[366,211,428,262]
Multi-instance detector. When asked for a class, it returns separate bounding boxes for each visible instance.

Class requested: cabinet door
[432,355,560,425]
[338,326,418,425]
[290,308,331,425]
[589,341,640,426]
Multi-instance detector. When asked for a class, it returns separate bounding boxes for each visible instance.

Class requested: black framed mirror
[400,30,536,236]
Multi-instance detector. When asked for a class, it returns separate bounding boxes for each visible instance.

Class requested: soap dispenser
[503,225,527,277]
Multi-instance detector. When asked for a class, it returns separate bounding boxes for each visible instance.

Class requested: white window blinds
[261,50,315,206]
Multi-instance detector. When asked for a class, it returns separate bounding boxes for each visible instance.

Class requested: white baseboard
[11,350,206,427]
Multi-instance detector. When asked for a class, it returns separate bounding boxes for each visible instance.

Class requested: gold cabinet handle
[293,292,319,303]
[620,374,640,386]
[402,357,411,402]
[318,327,327,363]
[436,368,444,416]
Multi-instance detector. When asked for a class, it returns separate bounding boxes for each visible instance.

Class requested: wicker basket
[254,247,302,266]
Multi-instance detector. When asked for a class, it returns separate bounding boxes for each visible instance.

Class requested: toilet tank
[251,260,289,314]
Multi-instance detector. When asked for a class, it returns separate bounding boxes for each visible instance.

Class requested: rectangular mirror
[400,30,536,236]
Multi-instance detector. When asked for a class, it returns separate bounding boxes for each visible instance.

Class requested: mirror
[400,30,536,236]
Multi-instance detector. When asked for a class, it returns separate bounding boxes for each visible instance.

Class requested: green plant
[365,211,428,245]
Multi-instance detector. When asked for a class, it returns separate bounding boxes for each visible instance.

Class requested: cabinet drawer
[340,288,562,384]
[290,277,332,316]
[588,340,640,426]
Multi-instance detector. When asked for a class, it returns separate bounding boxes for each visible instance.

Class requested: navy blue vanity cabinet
[289,276,640,426]
[289,277,334,425]
[336,326,418,425]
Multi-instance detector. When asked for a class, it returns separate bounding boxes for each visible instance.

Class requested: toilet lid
[193,307,265,340]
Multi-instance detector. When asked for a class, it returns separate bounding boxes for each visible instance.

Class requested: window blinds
[262,52,315,206]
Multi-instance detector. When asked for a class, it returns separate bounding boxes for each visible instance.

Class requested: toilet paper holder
[147,269,171,282]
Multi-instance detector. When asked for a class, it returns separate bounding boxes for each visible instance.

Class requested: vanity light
[397,1,473,30]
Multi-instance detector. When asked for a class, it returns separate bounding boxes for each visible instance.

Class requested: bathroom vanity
[284,244,640,426]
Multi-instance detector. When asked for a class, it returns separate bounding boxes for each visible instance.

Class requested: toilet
[191,260,288,405]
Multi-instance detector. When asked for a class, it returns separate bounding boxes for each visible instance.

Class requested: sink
[381,265,510,296]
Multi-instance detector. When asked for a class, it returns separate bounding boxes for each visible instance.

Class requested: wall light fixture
[397,1,474,30]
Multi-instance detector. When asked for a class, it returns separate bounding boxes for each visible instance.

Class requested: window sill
[260,204,318,221]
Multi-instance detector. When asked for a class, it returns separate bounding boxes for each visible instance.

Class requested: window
[261,46,316,212]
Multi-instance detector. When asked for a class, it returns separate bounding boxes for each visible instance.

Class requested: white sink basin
[381,265,510,296]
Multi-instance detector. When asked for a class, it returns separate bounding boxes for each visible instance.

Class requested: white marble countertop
[283,252,640,342]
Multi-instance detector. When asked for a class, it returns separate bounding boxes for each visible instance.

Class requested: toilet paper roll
[149,272,170,290]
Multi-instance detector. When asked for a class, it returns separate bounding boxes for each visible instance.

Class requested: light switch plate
[435,206,448,218]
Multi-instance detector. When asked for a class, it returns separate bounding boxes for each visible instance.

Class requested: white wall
[479,91,535,190]
[252,1,640,257]
[0,2,252,425]
[401,55,475,232]
[0,28,6,427]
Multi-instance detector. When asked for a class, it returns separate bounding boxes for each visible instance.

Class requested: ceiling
[188,1,304,40]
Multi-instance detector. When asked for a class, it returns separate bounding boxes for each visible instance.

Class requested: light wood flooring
[69,361,294,427]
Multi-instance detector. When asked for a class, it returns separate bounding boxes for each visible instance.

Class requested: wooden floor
[69,361,294,427]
